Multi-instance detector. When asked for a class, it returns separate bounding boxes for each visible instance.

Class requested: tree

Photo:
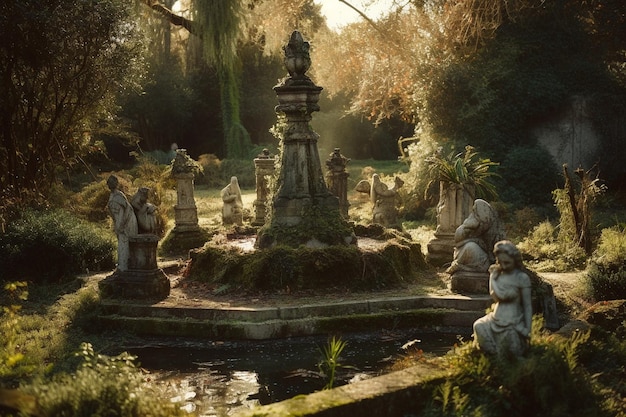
[0,0,142,199]
[138,0,325,159]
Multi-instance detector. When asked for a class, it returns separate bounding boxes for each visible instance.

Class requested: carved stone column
[325,148,350,219]
[173,172,199,232]
[252,149,276,226]
[256,31,354,248]
[161,149,209,254]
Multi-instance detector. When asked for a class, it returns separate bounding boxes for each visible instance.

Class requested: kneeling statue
[473,240,532,357]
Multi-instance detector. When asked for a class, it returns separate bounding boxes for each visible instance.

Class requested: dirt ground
[156,260,589,324]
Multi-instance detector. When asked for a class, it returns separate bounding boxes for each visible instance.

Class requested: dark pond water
[125,329,468,417]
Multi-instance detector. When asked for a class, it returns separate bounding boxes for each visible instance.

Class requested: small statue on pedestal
[355,174,404,227]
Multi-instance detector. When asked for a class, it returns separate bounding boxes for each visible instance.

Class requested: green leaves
[318,335,349,390]
[426,145,499,200]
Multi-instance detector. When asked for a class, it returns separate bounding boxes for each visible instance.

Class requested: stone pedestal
[427,182,474,266]
[173,172,199,233]
[253,149,276,226]
[161,150,210,254]
[99,234,170,299]
[325,148,350,219]
[256,31,354,248]
[450,271,489,294]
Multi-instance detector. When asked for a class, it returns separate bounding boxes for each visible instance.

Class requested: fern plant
[426,145,499,200]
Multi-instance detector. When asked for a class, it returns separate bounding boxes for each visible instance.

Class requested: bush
[71,179,113,222]
[23,343,186,417]
[419,320,623,417]
[196,155,256,188]
[196,153,223,187]
[517,220,587,272]
[584,226,626,301]
[219,159,256,188]
[498,146,561,208]
[0,209,115,282]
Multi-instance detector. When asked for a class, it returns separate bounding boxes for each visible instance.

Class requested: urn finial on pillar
[256,31,355,249]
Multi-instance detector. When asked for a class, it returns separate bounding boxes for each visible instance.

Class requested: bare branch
[140,0,198,35]
[337,0,384,35]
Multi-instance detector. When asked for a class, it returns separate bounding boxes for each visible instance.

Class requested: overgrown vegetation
[0,281,187,417]
[584,226,626,301]
[0,210,115,282]
[23,343,187,417]
[187,233,426,293]
[403,317,626,417]
[517,170,604,272]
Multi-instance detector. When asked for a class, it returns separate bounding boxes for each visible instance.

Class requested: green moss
[316,309,446,333]
[257,203,354,248]
[159,227,213,256]
[187,235,428,292]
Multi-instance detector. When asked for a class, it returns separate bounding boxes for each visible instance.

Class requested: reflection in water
[129,330,465,416]
[159,368,259,416]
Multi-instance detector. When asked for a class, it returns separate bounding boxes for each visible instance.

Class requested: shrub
[583,226,626,301]
[518,220,587,272]
[419,319,622,417]
[0,209,115,282]
[219,159,255,188]
[196,153,223,187]
[23,343,186,417]
[497,146,561,208]
[71,179,114,222]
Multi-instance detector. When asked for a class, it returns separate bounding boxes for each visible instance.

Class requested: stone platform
[96,262,491,340]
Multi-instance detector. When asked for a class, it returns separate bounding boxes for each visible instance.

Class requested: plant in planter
[426,146,499,266]
[426,145,499,201]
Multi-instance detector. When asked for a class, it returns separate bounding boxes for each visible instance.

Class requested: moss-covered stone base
[187,232,427,293]
[98,269,170,300]
[159,227,213,256]
[256,199,355,249]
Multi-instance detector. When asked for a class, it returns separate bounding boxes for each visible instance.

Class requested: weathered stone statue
[101,175,170,299]
[130,187,157,234]
[355,174,404,227]
[107,175,138,272]
[448,199,505,293]
[221,176,243,226]
[473,241,532,356]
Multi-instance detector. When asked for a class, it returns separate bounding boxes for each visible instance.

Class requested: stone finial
[171,148,201,176]
[326,148,350,172]
[284,31,311,81]
[257,148,273,159]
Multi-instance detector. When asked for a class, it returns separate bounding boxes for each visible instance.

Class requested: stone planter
[426,182,474,266]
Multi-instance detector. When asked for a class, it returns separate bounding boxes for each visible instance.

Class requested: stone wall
[235,363,447,417]
[534,96,600,168]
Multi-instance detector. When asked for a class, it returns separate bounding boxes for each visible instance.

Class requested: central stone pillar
[256,31,354,248]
